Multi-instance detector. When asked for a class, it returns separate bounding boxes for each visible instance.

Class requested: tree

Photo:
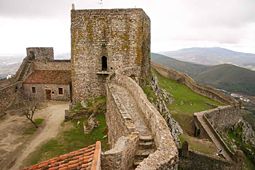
[23,99,39,128]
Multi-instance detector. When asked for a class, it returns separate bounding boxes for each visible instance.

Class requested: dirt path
[10,101,69,170]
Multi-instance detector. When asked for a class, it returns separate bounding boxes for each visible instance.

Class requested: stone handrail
[112,72,178,169]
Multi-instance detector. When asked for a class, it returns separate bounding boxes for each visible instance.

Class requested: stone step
[133,159,143,167]
[139,135,153,142]
[135,149,155,159]
[139,141,154,149]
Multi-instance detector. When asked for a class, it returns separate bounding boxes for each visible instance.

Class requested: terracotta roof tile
[23,141,101,170]
[23,70,71,85]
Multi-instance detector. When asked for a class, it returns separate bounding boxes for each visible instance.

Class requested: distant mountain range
[152,53,255,95]
[161,47,255,71]
[0,57,22,79]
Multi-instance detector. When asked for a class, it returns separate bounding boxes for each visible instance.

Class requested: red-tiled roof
[23,141,101,170]
[23,70,71,85]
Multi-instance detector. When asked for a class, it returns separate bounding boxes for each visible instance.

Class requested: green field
[153,70,222,154]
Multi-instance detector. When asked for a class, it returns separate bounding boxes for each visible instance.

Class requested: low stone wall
[205,106,241,132]
[102,133,139,170]
[179,150,236,170]
[33,61,71,71]
[152,63,238,106]
[112,72,178,169]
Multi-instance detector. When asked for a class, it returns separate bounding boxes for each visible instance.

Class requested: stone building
[71,8,151,103]
[22,47,72,101]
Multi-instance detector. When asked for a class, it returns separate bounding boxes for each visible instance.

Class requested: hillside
[161,47,255,70]
[151,53,255,95]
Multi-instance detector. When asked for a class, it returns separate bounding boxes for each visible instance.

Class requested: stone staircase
[133,135,156,168]
[109,83,157,168]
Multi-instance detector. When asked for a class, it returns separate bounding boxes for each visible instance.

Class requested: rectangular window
[58,88,63,95]
[32,87,36,93]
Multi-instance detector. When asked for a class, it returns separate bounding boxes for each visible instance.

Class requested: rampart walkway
[109,84,151,137]
[195,111,232,161]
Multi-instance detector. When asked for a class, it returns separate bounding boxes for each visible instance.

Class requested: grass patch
[34,118,44,126]
[228,129,255,169]
[180,134,217,155]
[142,84,157,103]
[23,118,44,135]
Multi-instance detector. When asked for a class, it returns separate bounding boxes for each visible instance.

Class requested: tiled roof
[23,141,101,170]
[23,70,71,85]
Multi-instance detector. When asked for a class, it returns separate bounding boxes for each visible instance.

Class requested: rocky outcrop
[150,75,183,146]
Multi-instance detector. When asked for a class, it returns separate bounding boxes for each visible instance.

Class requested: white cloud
[0,0,255,56]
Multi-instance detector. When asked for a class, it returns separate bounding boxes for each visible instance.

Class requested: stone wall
[71,8,151,103]
[23,84,70,101]
[102,134,139,170]
[33,61,71,71]
[0,82,21,114]
[205,106,241,132]
[179,150,236,170]
[152,63,238,105]
[102,80,139,170]
[110,71,178,169]
[26,47,54,61]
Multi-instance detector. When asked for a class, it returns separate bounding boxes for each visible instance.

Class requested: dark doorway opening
[45,89,51,100]
[102,56,107,71]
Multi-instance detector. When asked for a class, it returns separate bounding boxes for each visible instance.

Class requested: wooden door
[45,89,51,100]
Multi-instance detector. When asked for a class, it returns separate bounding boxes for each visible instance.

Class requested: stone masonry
[71,8,151,103]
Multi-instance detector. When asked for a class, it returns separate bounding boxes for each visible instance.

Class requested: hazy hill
[0,56,22,79]
[151,53,208,77]
[151,53,255,95]
[161,47,255,70]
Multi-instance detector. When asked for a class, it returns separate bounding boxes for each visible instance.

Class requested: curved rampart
[102,80,140,170]
[108,69,178,169]
[152,63,238,106]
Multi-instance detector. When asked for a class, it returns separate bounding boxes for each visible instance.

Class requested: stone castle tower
[71,8,151,102]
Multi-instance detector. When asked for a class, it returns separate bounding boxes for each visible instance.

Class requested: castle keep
[71,8,151,102]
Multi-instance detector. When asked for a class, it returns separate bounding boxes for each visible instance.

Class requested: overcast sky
[0,0,255,56]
